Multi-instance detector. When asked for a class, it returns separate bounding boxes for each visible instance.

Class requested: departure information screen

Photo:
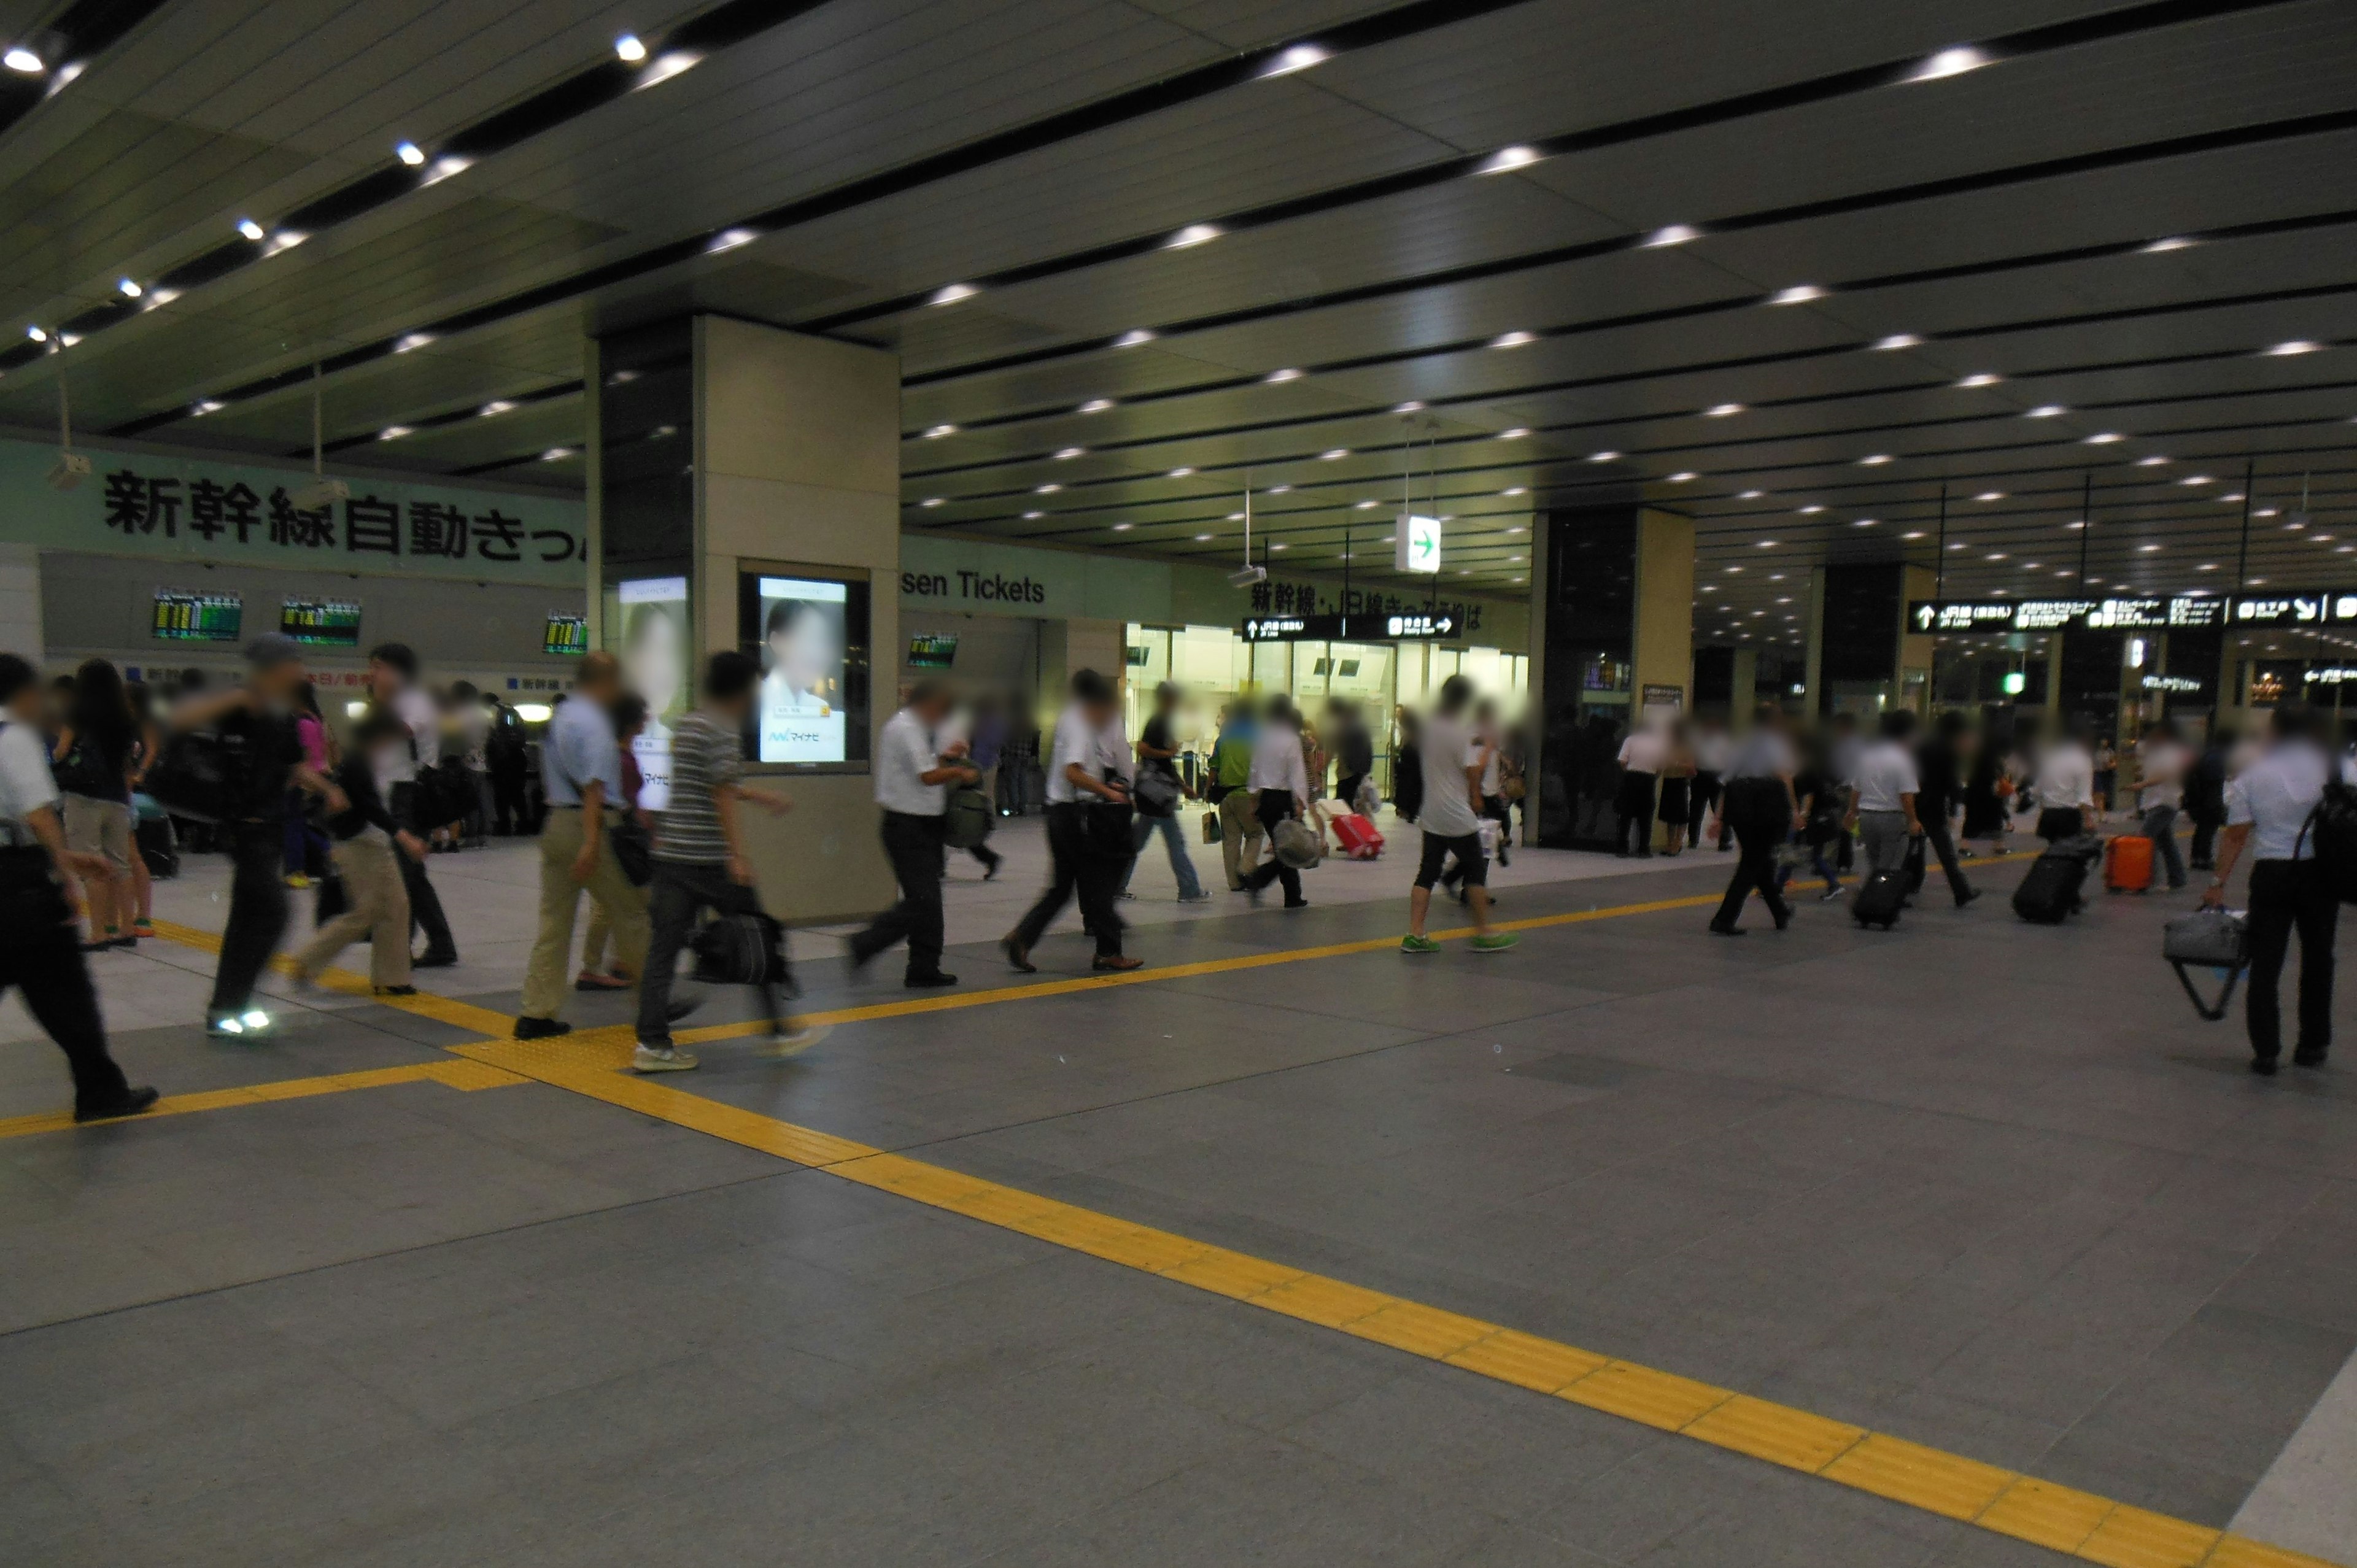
[152,589,242,642]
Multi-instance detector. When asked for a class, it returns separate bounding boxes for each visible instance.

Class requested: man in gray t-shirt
[1401,675,1515,955]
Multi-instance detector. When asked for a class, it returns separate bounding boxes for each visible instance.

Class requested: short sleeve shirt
[1418,714,1480,838]
[0,722,59,846]
[543,696,621,807]
[874,707,945,817]
[654,710,743,863]
[1851,741,1920,813]
[1046,706,1096,805]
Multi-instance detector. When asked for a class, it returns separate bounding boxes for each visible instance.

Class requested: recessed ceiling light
[1587,450,1619,463]
[1955,373,2002,388]
[3,45,43,74]
[1271,542,1288,551]
[540,447,575,462]
[1905,45,1990,82]
[2180,474,2213,485]
[923,424,956,439]
[927,283,978,306]
[193,399,224,415]
[1078,398,1113,414]
[1798,504,1824,515]
[2220,492,2246,503]
[1870,333,1922,351]
[1739,489,1764,500]
[1357,499,1380,508]
[1264,368,1303,384]
[2257,508,2280,518]
[614,33,647,62]
[1641,223,1701,248]
[2263,341,2322,356]
[1724,566,1743,574]
[2142,236,2196,253]
[919,497,943,508]
[1166,223,1222,249]
[1500,427,1530,439]
[1768,285,1825,306]
[1902,531,1925,540]
[393,333,433,353]
[1507,525,1527,533]
[1054,447,1084,460]
[1111,522,1134,531]
[2084,432,2122,444]
[1393,400,1424,414]
[2026,404,2065,418]
[1268,484,1293,494]
[395,141,425,166]
[1859,454,1892,466]
[1115,330,1155,348]
[479,400,514,416]
[1168,466,1194,477]
[1502,487,1527,497]
[1755,539,1776,547]
[1320,449,1348,461]
[2140,543,2162,552]
[1035,483,1062,493]
[1854,517,1879,527]
[1263,42,1329,75]
[377,425,412,441]
[1477,144,1541,174]
[706,227,757,253]
[1023,510,1044,520]
[1490,330,1536,349]
[1194,532,1213,541]
[1703,403,1743,417]
[236,218,266,242]
[2198,563,2217,571]
[1666,471,1697,483]
[115,277,141,298]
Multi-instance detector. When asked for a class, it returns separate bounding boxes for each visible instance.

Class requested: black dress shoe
[905,971,958,989]
[75,1086,160,1123]
[1956,889,1983,910]
[1708,923,1746,937]
[514,1016,572,1040]
[2251,1056,2279,1076]
[1000,936,1037,973]
[412,951,459,970]
[2294,1047,2329,1068]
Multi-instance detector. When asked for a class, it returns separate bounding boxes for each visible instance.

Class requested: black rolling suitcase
[1852,867,1906,929]
[2012,838,2099,924]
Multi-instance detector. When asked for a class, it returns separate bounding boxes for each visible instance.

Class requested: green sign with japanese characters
[0,436,587,585]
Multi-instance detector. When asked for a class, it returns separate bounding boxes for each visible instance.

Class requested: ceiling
[4,0,2356,655]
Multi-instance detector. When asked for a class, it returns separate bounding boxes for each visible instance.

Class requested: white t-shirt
[873,706,946,817]
[1851,740,1919,814]
[1471,732,1501,797]
[1617,729,1667,774]
[1247,725,1309,799]
[1419,713,1481,838]
[2136,738,2188,812]
[2034,744,2095,810]
[1045,706,1127,804]
[0,721,60,846]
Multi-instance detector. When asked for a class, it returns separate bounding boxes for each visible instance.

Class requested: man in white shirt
[2206,704,2354,1072]
[851,680,975,988]
[1844,709,1924,874]
[2134,719,2191,891]
[1401,676,1516,952]
[0,652,158,1122]
[2030,721,2097,843]
[1005,670,1140,973]
[1242,695,1313,908]
[1614,721,1668,857]
[366,642,457,967]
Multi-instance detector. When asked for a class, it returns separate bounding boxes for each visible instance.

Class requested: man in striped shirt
[633,651,794,1072]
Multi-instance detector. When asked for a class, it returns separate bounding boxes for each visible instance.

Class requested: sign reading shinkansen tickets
[0,436,585,586]
[1908,595,2228,634]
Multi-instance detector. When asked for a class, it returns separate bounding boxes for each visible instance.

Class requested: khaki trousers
[579,884,648,979]
[1218,790,1264,889]
[521,808,650,1021]
[295,835,411,989]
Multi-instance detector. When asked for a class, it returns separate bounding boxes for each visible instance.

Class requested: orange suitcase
[2104,834,2153,892]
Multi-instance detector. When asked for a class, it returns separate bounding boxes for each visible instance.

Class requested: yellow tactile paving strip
[116,855,2339,1568]
[0,1058,524,1140]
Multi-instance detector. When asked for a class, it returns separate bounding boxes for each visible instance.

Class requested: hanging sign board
[1394,514,1442,574]
[1908,595,2228,633]
[1240,610,1461,643]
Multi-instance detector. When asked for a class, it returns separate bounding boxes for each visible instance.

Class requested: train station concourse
[4,2,2357,1566]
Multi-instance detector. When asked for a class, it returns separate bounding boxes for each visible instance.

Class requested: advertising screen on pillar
[614,576,689,811]
[738,570,872,769]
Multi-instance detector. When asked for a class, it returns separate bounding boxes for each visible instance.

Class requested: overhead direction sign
[1395,514,1442,574]
[1241,611,1461,643]
[1908,594,2231,634]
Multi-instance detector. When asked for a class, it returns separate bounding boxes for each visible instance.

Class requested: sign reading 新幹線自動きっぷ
[0,436,586,585]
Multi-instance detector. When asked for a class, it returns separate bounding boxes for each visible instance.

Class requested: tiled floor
[4,823,2354,1567]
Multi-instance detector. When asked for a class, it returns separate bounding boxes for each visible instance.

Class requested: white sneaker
[632,1043,699,1073]
[760,1021,832,1059]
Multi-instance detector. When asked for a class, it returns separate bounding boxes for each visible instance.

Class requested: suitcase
[2012,851,2088,924]
[1851,867,1906,929]
[1331,811,1384,860]
[2104,834,2154,893]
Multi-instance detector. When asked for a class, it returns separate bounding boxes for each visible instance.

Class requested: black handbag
[608,818,652,887]
[691,911,791,989]
[141,727,244,824]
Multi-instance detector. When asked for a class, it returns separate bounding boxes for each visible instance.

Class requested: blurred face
[253,660,306,705]
[366,659,402,698]
[770,611,839,695]
[624,608,682,714]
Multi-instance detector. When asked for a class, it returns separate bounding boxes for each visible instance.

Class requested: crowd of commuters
[4,625,2346,1114]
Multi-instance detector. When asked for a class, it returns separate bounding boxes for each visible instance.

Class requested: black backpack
[142,726,247,824]
[2302,779,2357,903]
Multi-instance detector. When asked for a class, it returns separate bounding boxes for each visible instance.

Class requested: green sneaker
[1399,933,1441,954]
[1469,932,1519,954]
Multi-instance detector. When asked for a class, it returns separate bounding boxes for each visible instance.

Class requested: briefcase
[2162,908,2248,1021]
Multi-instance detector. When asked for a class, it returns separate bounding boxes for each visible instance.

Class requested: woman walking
[50,658,139,950]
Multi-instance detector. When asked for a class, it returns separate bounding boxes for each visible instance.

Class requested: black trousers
[1,855,132,1113]
[1711,778,1792,931]
[1907,814,1974,905]
[857,811,948,977]
[2246,859,2339,1062]
[1689,771,1723,843]
[2189,815,2220,868]
[1015,803,1123,956]
[212,820,288,1017]
[636,859,777,1046]
[1336,772,1366,814]
[490,763,528,834]
[389,782,456,959]
[1616,773,1657,855]
[1244,788,1304,903]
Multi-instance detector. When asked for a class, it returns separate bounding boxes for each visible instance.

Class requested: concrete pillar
[1898,563,1937,714]
[1802,566,1826,717]
[1729,646,1759,725]
[0,544,41,663]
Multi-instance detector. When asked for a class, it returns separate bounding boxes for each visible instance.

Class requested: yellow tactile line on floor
[0,1059,525,1141]
[138,855,2328,1568]
[145,917,521,1037]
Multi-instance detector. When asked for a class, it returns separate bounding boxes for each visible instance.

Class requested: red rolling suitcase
[1331,812,1384,860]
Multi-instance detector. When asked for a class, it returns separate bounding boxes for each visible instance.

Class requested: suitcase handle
[2169,959,2245,1023]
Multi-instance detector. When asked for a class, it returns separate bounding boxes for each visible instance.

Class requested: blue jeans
[2141,803,2187,889]
[1124,811,1204,899]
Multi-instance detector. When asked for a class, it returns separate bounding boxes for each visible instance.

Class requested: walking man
[365,643,458,967]
[1708,705,1800,935]
[1401,675,1516,954]
[634,652,796,1070]
[1004,670,1140,972]
[1241,695,1312,909]
[851,678,970,988]
[1846,709,1923,875]
[0,654,158,1121]
[515,652,651,1040]
[1908,709,1980,908]
[1209,702,1261,890]
[1122,680,1209,903]
[2205,704,2348,1073]
[2135,718,2192,891]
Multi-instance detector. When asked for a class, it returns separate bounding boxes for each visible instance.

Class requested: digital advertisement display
[543,612,589,656]
[737,569,871,770]
[280,598,363,646]
[614,576,689,810]
[152,589,242,642]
